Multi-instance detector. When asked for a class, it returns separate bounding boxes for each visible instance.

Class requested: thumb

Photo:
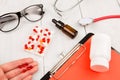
[0,67,8,80]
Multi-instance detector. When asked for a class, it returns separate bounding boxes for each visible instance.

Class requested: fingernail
[28,75,32,80]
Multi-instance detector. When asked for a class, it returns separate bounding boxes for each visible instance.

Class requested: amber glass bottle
[52,19,78,39]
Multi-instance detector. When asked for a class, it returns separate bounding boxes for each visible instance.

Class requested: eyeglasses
[53,0,83,16]
[0,4,45,32]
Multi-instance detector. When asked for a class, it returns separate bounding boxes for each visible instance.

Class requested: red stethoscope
[79,15,120,53]
[79,15,120,26]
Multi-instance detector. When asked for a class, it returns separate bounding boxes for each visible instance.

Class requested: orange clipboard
[40,33,120,80]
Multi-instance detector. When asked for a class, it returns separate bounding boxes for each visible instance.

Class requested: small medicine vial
[90,34,111,72]
[52,19,78,39]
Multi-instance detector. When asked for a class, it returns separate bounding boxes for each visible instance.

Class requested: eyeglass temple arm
[0,15,16,24]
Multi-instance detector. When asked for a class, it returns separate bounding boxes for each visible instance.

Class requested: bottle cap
[90,57,109,72]
[52,19,64,29]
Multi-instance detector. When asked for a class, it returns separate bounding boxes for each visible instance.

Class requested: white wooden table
[0,0,120,80]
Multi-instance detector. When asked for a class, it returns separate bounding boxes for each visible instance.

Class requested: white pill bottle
[90,33,111,72]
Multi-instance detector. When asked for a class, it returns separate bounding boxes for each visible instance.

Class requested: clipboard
[40,33,120,80]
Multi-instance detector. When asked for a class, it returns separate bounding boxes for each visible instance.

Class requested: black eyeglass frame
[0,4,45,32]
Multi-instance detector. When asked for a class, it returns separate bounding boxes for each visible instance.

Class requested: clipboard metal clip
[52,44,86,80]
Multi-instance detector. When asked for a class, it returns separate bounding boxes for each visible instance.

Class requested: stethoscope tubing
[93,15,120,22]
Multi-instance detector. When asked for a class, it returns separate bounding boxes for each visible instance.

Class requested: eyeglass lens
[24,5,43,21]
[0,14,19,32]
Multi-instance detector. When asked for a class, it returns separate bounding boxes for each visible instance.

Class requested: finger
[10,66,38,80]
[23,75,32,80]
[1,58,33,72]
[0,68,8,80]
[6,61,38,79]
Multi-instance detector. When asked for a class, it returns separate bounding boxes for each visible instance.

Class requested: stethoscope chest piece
[78,18,93,26]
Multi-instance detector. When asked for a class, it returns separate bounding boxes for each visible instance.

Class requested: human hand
[0,58,38,80]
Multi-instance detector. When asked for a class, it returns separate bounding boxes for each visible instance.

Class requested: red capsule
[37,45,40,48]
[29,36,34,41]
[42,38,46,42]
[36,35,40,41]
[29,36,32,39]
[39,50,43,54]
[40,46,45,54]
[33,29,38,33]
[40,30,43,33]
[18,63,29,69]
[41,46,45,51]
[31,45,35,49]
[22,69,27,73]
[18,65,23,68]
[22,63,29,67]
[47,38,50,44]
[48,32,51,35]
[28,41,31,44]
[43,34,47,36]
[38,46,44,54]
[24,44,28,49]
[26,65,33,70]
[45,28,48,31]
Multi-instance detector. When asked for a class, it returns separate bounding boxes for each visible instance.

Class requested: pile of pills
[24,26,52,56]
